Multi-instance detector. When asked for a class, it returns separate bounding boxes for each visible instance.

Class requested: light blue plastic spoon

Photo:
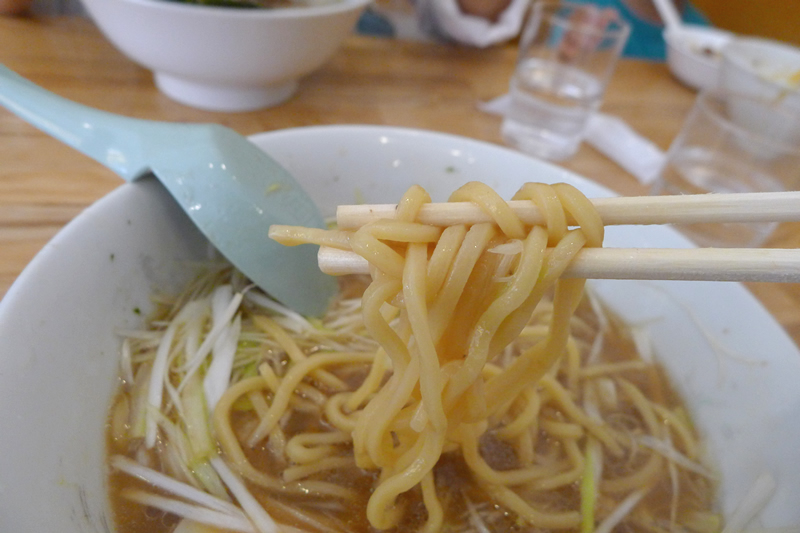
[0,64,336,316]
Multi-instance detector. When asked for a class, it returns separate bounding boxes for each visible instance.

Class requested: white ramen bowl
[1,125,800,531]
[80,0,370,112]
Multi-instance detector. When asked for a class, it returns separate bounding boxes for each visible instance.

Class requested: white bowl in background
[720,37,800,120]
[721,36,800,100]
[2,126,800,531]
[79,0,370,112]
[664,25,733,91]
[718,37,800,151]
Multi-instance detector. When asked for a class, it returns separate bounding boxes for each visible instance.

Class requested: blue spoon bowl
[0,64,337,316]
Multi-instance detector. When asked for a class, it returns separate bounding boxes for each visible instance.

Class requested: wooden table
[2,15,799,344]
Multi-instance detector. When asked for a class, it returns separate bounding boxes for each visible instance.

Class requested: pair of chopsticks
[315,191,800,283]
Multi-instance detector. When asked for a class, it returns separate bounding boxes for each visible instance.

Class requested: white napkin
[478,94,667,185]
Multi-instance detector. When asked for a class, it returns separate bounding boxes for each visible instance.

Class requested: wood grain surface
[2,15,799,344]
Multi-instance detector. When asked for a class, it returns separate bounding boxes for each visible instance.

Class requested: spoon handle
[650,0,681,31]
[0,64,151,181]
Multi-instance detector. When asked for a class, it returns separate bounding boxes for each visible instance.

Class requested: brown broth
[107,290,717,533]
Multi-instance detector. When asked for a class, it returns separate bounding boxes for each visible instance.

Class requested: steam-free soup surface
[107,272,717,533]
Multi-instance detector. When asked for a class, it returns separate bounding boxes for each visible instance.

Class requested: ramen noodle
[107,181,718,533]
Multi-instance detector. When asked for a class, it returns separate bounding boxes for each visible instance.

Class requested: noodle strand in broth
[108,181,718,533]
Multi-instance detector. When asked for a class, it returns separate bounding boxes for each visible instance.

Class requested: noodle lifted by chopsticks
[267,181,618,530]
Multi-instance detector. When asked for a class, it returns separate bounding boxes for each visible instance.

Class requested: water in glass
[501,58,602,161]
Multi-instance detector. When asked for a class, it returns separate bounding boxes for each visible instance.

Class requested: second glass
[501,1,630,161]
[650,89,800,248]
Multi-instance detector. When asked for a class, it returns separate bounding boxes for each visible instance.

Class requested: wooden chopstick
[313,191,800,282]
[336,191,800,229]
[317,246,800,282]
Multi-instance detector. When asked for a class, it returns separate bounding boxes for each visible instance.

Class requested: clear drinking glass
[501,0,630,161]
[650,89,800,248]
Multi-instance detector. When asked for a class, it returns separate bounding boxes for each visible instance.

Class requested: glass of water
[650,89,800,248]
[501,1,630,161]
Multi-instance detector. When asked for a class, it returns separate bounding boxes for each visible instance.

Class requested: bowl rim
[721,36,800,80]
[82,0,372,19]
[723,36,800,61]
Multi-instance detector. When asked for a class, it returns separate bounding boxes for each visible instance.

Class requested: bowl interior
[1,125,800,531]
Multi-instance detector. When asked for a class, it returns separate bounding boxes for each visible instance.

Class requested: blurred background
[692,0,799,47]
[5,0,800,47]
